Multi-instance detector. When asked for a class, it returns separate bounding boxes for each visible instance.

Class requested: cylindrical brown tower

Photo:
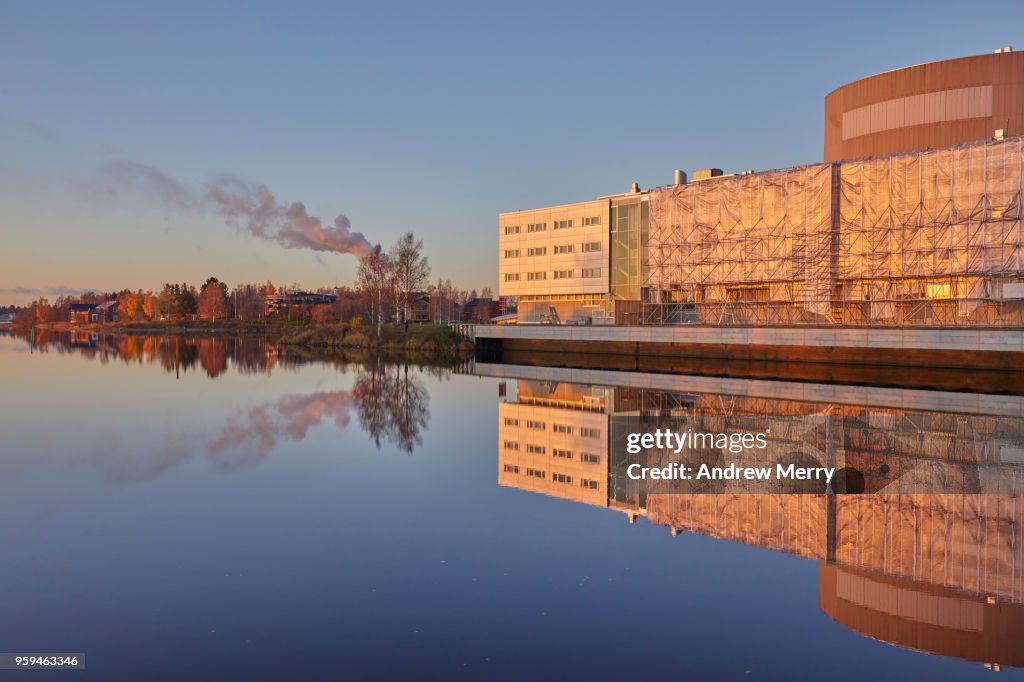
[824,50,1024,162]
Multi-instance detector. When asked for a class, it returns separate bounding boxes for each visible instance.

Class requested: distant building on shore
[264,290,338,318]
[69,301,117,324]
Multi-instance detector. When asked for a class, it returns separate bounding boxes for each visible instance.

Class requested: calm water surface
[0,332,1021,681]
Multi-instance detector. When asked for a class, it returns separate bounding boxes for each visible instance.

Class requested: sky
[2,0,1023,306]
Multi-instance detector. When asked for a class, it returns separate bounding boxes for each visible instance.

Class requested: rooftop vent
[673,169,687,185]
[629,182,641,193]
[995,128,1008,140]
[692,168,724,181]
[994,46,1014,53]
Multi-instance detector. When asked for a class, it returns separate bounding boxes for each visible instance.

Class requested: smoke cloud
[99,161,373,258]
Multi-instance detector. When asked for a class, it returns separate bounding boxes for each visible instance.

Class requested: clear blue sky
[2,0,1022,304]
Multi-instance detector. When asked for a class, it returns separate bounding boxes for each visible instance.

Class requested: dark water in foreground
[1,332,1022,681]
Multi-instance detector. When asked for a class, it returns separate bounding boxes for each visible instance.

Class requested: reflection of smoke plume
[210,390,355,465]
[68,390,356,483]
[44,362,434,484]
[99,161,374,258]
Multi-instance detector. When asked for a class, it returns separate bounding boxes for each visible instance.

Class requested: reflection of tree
[197,337,229,378]
[17,330,465,382]
[12,331,445,480]
[205,361,432,468]
[353,362,430,453]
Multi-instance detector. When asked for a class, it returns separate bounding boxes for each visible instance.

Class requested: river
[1,331,1021,680]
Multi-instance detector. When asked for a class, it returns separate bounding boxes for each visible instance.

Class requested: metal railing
[640,298,1024,328]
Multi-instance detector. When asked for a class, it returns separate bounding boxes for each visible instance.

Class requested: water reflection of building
[498,381,610,506]
[489,365,1024,669]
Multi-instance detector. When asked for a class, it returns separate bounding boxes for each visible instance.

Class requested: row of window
[501,465,600,489]
[503,242,602,258]
[503,218,602,234]
[501,441,601,464]
[507,269,602,282]
[504,419,600,439]
[553,449,600,463]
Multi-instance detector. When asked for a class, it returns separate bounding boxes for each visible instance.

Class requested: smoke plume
[99,161,373,258]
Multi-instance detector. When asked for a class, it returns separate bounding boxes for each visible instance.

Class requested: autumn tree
[429,278,458,322]
[389,232,430,324]
[230,283,264,321]
[118,290,147,321]
[356,244,393,333]
[142,292,158,319]
[332,285,366,322]
[198,277,228,321]
[310,304,338,325]
[34,298,57,323]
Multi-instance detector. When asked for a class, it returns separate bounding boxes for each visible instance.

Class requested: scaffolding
[645,136,1024,326]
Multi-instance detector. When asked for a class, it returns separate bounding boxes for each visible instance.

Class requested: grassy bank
[278,322,472,357]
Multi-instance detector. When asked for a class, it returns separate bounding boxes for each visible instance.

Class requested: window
[526,420,546,430]
[527,247,547,257]
[581,452,600,464]
[581,268,602,278]
[583,216,602,226]
[554,270,573,280]
[527,468,546,479]
[552,424,572,434]
[580,478,599,489]
[505,273,520,282]
[504,225,520,235]
[504,249,520,258]
[553,473,572,484]
[554,219,574,230]
[553,448,572,459]
[527,222,547,233]
[580,427,600,439]
[582,242,602,252]
[503,464,520,474]
[527,444,546,454]
[554,244,574,254]
[504,417,520,427]
[503,441,520,450]
[527,272,547,281]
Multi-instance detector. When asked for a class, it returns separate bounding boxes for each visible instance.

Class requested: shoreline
[22,320,475,358]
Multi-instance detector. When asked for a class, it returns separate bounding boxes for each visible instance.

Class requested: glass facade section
[610,198,649,301]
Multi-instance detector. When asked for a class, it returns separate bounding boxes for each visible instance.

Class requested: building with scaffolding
[646,135,1024,327]
[498,50,1024,329]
